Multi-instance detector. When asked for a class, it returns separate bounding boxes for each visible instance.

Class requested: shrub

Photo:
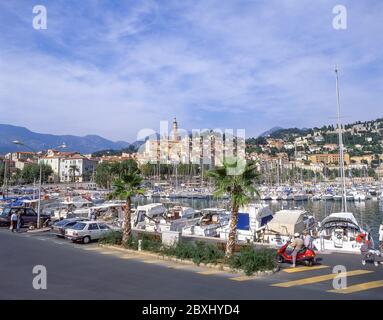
[106,232,275,275]
[227,246,277,275]
[141,234,162,253]
[99,230,122,245]
[191,241,225,265]
[162,241,225,265]
[123,235,139,250]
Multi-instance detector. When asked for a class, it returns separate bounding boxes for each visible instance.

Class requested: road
[1,228,382,300]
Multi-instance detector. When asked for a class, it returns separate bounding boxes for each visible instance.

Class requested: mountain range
[0,124,131,154]
[259,126,284,137]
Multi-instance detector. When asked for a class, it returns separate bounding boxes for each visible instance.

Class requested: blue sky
[0,0,382,142]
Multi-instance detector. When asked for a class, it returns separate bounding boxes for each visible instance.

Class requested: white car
[65,221,116,244]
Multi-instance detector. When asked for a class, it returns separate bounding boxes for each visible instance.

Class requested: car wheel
[304,260,313,267]
[83,236,91,244]
[276,254,284,264]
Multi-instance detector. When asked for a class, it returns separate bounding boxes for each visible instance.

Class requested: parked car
[51,218,89,238]
[65,221,115,244]
[0,207,51,228]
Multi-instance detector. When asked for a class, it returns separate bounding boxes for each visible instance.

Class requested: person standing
[320,228,326,251]
[303,230,313,249]
[16,210,22,232]
[290,233,304,268]
[10,211,18,232]
[88,207,93,220]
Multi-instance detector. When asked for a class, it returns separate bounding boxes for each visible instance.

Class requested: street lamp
[12,140,43,229]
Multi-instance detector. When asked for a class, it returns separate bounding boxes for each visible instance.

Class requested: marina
[3,183,382,249]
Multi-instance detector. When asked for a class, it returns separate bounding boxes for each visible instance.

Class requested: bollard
[138,239,142,251]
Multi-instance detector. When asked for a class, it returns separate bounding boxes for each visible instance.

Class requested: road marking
[230,275,257,282]
[328,280,383,294]
[36,237,47,241]
[283,265,329,273]
[272,270,373,288]
[197,270,224,275]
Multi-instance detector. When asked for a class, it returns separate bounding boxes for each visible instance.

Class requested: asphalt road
[1,228,382,300]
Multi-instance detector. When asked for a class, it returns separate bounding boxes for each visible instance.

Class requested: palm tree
[111,160,138,179]
[207,159,259,257]
[109,171,145,243]
[69,165,79,183]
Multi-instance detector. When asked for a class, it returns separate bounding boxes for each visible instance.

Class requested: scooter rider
[291,233,304,268]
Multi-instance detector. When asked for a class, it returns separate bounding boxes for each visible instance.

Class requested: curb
[26,227,51,233]
[99,244,277,276]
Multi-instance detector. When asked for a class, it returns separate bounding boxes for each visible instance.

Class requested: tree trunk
[122,196,132,243]
[226,203,239,257]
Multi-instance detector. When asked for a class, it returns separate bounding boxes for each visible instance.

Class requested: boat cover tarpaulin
[266,210,305,235]
[320,212,361,230]
[237,213,250,230]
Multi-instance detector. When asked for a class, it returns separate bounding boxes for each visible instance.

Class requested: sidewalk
[26,227,51,233]
[98,244,278,276]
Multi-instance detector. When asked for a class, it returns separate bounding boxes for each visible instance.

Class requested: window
[88,223,99,230]
[1,208,10,216]
[98,224,110,230]
[25,209,37,216]
[71,222,86,230]
[65,221,78,227]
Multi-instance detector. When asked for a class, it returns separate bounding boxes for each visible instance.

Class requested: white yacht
[322,193,334,201]
[134,203,203,233]
[218,203,273,243]
[261,209,316,247]
[293,193,309,201]
[313,68,369,253]
[52,196,94,219]
[351,191,372,201]
[182,208,230,237]
[313,212,367,253]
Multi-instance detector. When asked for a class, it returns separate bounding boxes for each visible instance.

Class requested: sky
[0,0,382,142]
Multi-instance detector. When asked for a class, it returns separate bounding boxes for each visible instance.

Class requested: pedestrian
[320,228,326,251]
[10,211,18,232]
[16,210,22,233]
[303,230,313,249]
[88,207,93,220]
[290,233,304,268]
[379,224,383,253]
[92,210,98,221]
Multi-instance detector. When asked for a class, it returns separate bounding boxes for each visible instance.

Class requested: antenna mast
[335,67,347,212]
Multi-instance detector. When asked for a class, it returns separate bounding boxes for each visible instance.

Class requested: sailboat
[313,68,369,253]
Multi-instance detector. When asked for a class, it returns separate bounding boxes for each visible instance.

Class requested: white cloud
[0,0,382,141]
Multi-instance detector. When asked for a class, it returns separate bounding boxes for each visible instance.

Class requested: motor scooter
[276,241,316,266]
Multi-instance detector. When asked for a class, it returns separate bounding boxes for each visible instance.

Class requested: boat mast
[335,67,347,212]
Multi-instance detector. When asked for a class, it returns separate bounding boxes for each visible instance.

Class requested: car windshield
[1,208,10,216]
[54,219,71,227]
[71,222,86,230]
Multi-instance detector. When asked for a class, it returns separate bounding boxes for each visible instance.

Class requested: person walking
[290,233,304,268]
[10,211,18,232]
